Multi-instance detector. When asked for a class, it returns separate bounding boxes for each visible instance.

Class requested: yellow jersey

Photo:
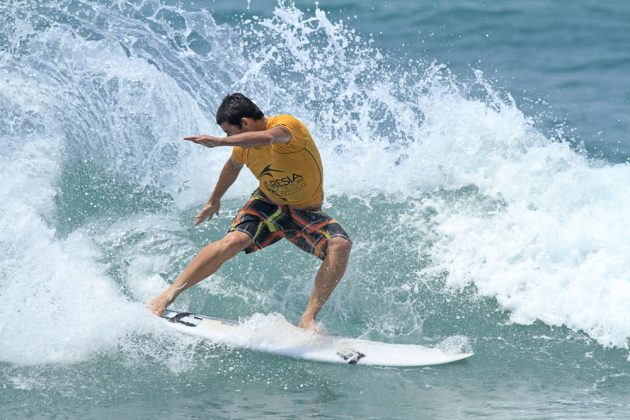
[231,114,324,208]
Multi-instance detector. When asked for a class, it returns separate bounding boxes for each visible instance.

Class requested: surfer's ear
[241,117,256,131]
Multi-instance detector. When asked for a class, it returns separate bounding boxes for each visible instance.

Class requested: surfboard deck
[161,309,472,367]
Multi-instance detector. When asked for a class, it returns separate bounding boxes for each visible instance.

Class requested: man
[148,93,352,332]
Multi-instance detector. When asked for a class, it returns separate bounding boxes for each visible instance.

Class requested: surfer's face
[220,121,245,137]
[220,117,258,137]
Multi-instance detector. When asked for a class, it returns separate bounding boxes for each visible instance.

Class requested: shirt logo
[264,173,306,197]
[258,164,285,178]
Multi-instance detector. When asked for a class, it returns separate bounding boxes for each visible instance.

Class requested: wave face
[2,0,630,417]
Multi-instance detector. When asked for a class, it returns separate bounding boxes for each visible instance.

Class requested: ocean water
[2,0,630,418]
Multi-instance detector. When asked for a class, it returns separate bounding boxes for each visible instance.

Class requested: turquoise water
[2,0,630,418]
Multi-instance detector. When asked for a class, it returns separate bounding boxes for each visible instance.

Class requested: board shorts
[228,189,351,260]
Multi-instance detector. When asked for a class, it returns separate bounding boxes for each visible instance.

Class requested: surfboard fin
[163,310,202,327]
[337,351,366,365]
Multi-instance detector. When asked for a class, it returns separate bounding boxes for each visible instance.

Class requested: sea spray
[237,2,630,349]
[1,0,630,373]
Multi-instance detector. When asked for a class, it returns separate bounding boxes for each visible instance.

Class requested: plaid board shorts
[228,189,351,260]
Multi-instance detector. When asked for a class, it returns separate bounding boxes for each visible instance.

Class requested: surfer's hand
[195,200,220,225]
[184,135,223,148]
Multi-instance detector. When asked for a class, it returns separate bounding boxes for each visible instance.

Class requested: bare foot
[298,317,325,334]
[147,290,176,316]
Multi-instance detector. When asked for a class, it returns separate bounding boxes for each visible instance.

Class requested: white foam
[0,133,147,365]
[427,147,630,347]
[0,22,201,365]
[3,0,630,368]
[241,3,630,348]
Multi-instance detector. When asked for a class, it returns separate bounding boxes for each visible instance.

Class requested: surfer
[148,93,352,332]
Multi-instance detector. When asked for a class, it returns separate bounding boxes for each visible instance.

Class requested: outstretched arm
[195,156,243,225]
[184,125,291,148]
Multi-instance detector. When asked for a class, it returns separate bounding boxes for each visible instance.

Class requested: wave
[1,0,629,365]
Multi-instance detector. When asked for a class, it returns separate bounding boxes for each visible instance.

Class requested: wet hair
[215,93,264,127]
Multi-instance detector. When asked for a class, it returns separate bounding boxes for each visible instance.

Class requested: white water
[2,0,630,368]
[0,75,141,365]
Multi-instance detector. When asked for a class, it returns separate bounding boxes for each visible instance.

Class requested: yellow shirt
[231,115,324,208]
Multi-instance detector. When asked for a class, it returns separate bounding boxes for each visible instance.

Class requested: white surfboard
[162,309,473,367]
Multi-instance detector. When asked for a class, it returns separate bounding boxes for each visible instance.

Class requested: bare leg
[298,237,352,331]
[148,231,252,316]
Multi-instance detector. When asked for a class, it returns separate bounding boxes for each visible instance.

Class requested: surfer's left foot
[298,317,324,334]
[147,290,175,316]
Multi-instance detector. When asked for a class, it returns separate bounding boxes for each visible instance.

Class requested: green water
[3,196,630,418]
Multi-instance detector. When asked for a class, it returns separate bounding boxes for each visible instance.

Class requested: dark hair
[215,93,264,127]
